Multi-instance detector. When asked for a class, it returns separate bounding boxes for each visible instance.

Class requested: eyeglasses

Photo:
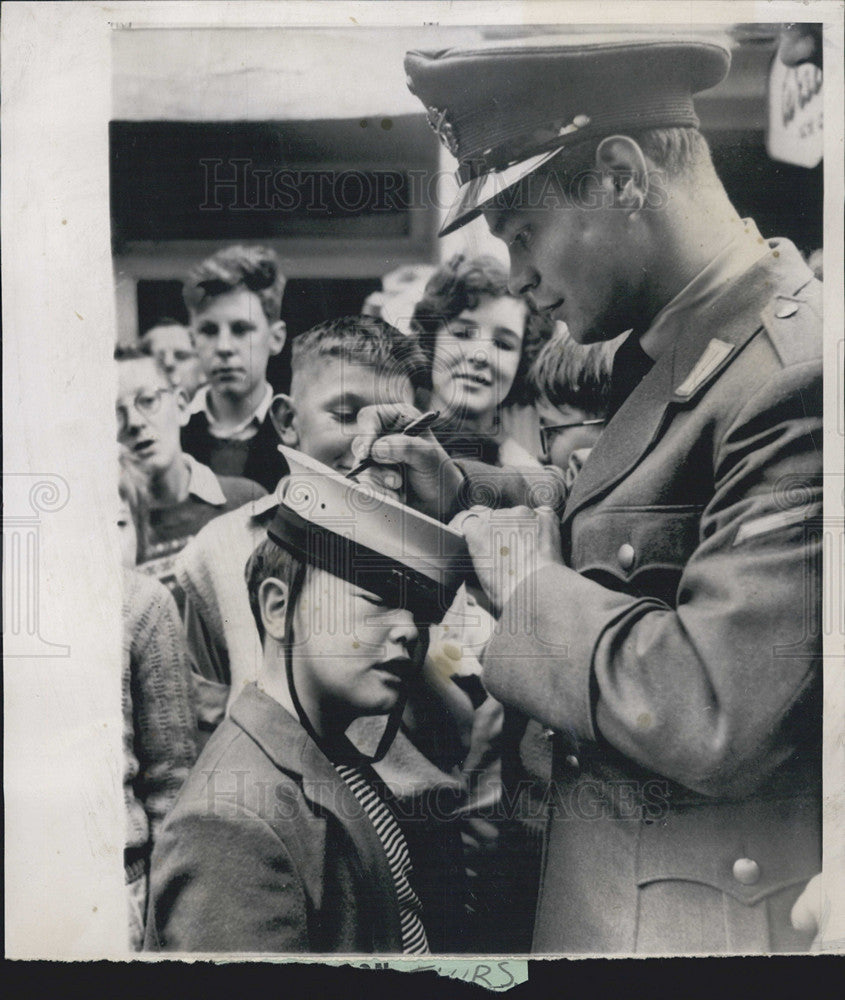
[116,387,174,433]
[540,417,605,456]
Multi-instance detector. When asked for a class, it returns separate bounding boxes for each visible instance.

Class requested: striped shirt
[334,763,430,955]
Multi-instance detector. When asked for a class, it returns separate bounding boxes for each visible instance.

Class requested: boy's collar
[183,454,227,506]
[197,381,274,439]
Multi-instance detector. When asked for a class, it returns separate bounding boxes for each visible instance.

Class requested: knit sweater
[136,462,266,606]
[123,569,197,868]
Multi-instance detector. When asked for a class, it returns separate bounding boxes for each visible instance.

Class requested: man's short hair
[182,245,286,322]
[528,329,617,418]
[245,536,308,644]
[291,315,427,391]
[531,125,716,206]
[410,254,553,407]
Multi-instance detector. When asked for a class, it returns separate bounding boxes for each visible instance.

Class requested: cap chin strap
[282,561,413,766]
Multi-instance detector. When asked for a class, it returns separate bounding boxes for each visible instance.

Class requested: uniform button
[617,543,636,570]
[775,302,798,319]
[565,754,580,770]
[732,857,761,886]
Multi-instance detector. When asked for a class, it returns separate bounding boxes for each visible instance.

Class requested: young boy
[140,317,205,402]
[175,315,426,729]
[115,345,266,601]
[527,327,620,473]
[145,470,467,953]
[181,245,287,492]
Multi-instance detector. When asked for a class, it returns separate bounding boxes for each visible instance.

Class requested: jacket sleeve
[454,459,569,518]
[482,361,822,799]
[145,801,309,952]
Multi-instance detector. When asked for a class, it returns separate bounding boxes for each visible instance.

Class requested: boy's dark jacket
[181,412,283,493]
[145,683,466,953]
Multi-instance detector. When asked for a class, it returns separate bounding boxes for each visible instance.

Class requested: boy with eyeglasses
[527,328,623,474]
[115,345,265,601]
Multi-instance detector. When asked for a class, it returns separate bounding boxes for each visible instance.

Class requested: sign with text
[767,56,823,169]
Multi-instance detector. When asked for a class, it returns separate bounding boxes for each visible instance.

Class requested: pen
[345,410,440,480]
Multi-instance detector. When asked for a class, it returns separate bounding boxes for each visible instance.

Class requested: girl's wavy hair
[409,253,553,407]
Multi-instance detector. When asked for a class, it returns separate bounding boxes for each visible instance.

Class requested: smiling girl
[410,254,552,467]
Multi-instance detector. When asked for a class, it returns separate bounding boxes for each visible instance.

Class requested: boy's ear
[269,393,299,446]
[258,577,289,642]
[268,320,287,357]
[174,387,191,428]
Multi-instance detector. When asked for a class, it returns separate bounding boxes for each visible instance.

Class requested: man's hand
[791,873,824,950]
[352,403,465,521]
[451,505,564,615]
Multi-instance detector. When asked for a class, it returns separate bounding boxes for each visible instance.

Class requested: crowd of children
[118,243,618,954]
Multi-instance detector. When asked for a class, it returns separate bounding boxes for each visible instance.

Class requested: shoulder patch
[674,338,734,399]
[760,278,822,367]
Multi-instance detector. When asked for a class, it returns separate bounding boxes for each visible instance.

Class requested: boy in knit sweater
[119,472,196,950]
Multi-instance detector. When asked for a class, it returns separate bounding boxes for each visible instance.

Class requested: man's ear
[594,135,649,215]
[268,320,287,357]
[258,577,289,642]
[174,387,191,428]
[269,393,299,446]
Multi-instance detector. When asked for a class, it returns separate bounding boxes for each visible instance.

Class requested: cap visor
[438,148,563,237]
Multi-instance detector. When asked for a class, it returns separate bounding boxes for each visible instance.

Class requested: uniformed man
[356,34,822,954]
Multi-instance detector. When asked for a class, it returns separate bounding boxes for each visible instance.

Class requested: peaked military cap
[269,446,471,622]
[405,34,731,235]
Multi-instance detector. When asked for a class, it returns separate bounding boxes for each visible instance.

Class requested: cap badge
[425,105,460,158]
[558,113,591,137]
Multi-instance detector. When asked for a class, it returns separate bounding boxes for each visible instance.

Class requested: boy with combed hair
[181,244,287,492]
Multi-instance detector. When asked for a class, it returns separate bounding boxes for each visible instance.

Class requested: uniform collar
[184,453,227,506]
[640,219,770,362]
[563,237,812,526]
[195,381,274,439]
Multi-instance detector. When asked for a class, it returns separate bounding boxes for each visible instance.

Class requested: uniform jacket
[144,683,466,954]
[481,238,823,954]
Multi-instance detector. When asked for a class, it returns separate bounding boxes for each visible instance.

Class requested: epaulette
[759,277,822,368]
